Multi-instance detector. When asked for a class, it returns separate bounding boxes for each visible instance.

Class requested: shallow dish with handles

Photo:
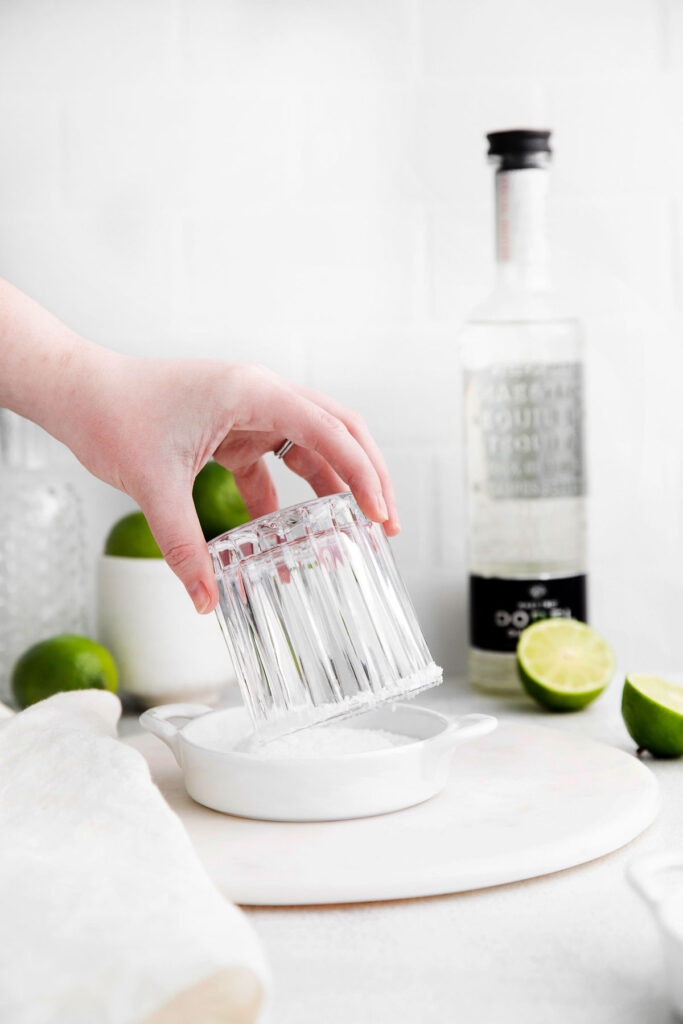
[140,702,497,822]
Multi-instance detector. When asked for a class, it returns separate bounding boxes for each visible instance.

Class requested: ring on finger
[274,439,294,460]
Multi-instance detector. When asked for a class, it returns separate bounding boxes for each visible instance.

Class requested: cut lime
[622,675,683,758]
[517,618,615,712]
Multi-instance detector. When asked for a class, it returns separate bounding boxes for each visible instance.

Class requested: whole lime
[193,461,249,541]
[11,634,118,709]
[104,511,163,558]
[622,675,683,758]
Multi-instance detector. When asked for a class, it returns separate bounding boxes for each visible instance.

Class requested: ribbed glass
[209,492,442,741]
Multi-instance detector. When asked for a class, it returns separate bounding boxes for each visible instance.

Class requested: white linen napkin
[0,690,268,1024]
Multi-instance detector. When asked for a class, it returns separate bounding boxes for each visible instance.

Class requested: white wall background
[1,0,682,676]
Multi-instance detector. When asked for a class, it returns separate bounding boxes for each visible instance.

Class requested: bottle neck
[494,166,550,292]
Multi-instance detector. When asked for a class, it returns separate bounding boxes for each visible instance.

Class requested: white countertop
[123,680,678,1023]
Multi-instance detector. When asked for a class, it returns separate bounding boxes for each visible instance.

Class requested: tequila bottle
[460,130,587,694]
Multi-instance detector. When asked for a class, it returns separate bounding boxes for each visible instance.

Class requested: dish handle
[627,853,683,910]
[139,703,213,764]
[439,713,498,751]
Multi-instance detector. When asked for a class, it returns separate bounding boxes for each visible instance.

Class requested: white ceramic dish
[97,555,237,707]
[628,853,683,1020]
[139,702,497,822]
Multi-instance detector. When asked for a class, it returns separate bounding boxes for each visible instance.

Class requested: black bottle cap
[487,129,552,170]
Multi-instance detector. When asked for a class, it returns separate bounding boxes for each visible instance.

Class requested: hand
[64,355,399,613]
[0,280,399,614]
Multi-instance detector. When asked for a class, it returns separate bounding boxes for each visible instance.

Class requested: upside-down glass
[209,492,442,741]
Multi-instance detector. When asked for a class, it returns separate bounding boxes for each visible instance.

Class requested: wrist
[46,339,128,455]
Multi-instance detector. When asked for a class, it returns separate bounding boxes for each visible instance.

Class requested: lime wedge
[622,675,683,757]
[517,618,615,711]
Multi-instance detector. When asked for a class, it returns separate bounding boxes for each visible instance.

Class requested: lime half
[622,675,683,757]
[517,618,615,711]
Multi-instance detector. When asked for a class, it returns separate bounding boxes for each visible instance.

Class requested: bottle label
[496,168,548,268]
[465,362,585,500]
[469,574,587,654]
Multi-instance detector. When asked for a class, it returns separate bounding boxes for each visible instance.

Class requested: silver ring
[274,439,294,460]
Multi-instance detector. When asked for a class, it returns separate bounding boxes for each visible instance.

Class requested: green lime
[192,461,249,541]
[622,675,683,757]
[104,511,162,558]
[517,618,615,712]
[11,634,118,709]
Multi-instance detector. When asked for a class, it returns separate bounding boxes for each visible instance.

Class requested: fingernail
[384,518,401,538]
[188,581,212,614]
[376,495,389,521]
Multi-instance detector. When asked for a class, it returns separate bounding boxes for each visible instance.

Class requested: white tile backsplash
[181,0,415,85]
[546,73,683,195]
[0,0,176,95]
[183,203,421,329]
[304,327,460,445]
[551,194,677,315]
[0,210,179,340]
[63,96,189,209]
[663,0,683,67]
[672,197,683,308]
[184,89,297,209]
[291,87,418,203]
[420,0,662,78]
[0,100,61,211]
[0,0,679,675]
[425,201,495,322]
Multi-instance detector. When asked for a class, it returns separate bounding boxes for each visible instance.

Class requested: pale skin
[0,278,400,613]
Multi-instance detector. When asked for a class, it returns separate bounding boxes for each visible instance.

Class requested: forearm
[0,277,118,446]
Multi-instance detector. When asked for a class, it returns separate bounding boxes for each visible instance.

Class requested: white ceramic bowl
[97,555,236,707]
[139,702,497,821]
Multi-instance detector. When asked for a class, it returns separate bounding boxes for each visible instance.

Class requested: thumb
[140,486,218,614]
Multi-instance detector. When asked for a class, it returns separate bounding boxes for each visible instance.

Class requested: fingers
[280,445,347,498]
[139,484,218,614]
[228,457,279,521]
[267,389,388,526]
[292,384,400,535]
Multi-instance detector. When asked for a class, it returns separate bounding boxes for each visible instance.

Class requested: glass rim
[207,489,358,555]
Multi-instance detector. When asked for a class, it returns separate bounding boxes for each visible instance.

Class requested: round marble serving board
[126,721,659,906]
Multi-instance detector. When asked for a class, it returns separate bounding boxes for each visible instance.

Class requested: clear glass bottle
[0,409,88,703]
[460,130,587,694]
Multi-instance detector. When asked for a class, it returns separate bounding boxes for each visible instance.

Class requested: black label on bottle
[469,574,588,653]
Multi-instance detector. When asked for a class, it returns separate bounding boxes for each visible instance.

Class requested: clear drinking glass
[209,492,442,741]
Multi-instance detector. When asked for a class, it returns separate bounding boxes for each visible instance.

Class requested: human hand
[64,354,399,613]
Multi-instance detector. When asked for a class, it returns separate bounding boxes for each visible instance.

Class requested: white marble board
[126,721,658,906]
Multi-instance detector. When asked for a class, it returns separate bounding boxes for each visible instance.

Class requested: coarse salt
[245,726,414,759]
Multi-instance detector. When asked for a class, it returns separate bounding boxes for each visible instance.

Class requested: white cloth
[0,690,268,1024]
